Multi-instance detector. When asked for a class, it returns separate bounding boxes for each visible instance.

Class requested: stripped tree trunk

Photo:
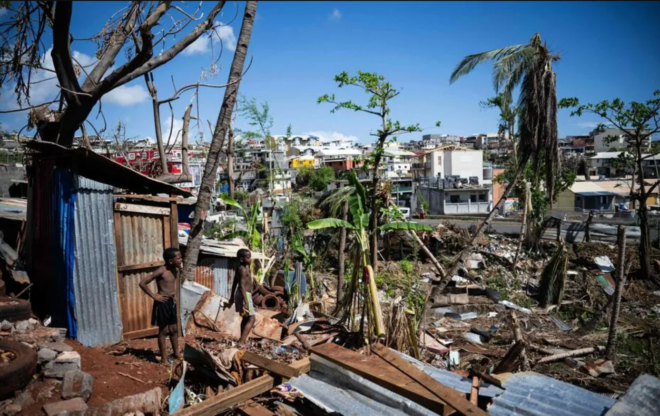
[337,201,348,306]
[158,104,193,183]
[181,1,257,282]
[228,128,235,198]
[606,225,626,359]
[429,165,523,303]
[144,72,169,175]
[513,181,530,266]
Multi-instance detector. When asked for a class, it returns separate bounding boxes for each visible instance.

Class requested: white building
[592,128,651,153]
[413,145,484,184]
[382,146,416,178]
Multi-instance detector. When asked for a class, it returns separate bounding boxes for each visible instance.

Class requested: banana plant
[306,171,431,338]
[218,194,262,250]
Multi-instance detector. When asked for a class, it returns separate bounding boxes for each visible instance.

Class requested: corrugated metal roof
[488,372,616,416]
[570,181,610,194]
[72,177,123,347]
[605,374,660,416]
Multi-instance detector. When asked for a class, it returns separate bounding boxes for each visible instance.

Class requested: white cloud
[162,115,184,145]
[0,8,8,18]
[104,84,149,106]
[305,131,358,144]
[183,21,237,55]
[575,121,600,129]
[329,9,341,21]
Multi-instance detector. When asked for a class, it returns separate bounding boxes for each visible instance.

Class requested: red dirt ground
[20,337,183,415]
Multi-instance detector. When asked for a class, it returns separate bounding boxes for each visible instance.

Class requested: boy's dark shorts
[152,297,177,328]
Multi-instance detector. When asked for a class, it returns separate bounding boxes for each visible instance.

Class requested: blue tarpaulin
[51,168,77,339]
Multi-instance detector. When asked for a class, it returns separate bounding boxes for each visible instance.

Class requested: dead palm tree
[432,33,561,299]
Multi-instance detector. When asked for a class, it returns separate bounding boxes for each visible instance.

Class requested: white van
[398,207,411,220]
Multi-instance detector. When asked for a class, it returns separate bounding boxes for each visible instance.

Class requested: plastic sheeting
[72,177,123,346]
[51,168,77,338]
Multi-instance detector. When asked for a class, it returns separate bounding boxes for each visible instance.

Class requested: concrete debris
[14,320,33,333]
[13,392,34,409]
[38,347,58,365]
[44,351,82,379]
[39,342,73,353]
[1,404,21,416]
[85,387,162,416]
[0,320,14,332]
[61,371,94,402]
[43,398,88,416]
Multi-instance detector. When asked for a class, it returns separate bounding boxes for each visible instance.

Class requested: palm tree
[433,33,561,298]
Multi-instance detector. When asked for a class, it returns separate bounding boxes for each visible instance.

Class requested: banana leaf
[219,194,245,213]
[378,222,432,232]
[307,218,354,230]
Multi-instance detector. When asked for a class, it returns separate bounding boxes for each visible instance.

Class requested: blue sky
[1,1,659,144]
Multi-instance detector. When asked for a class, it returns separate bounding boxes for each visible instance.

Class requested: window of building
[128,153,136,161]
[600,196,607,205]
[479,193,486,202]
[450,195,460,203]
[470,194,477,203]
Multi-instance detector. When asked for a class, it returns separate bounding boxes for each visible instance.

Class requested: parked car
[398,207,411,220]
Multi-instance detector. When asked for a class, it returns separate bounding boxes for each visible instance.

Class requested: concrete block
[38,342,73,353]
[61,371,94,402]
[44,351,81,379]
[38,348,58,365]
[43,398,88,416]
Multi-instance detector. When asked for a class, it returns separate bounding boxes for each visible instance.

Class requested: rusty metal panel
[119,268,159,334]
[72,177,123,347]
[195,257,215,290]
[214,258,233,298]
[117,212,165,267]
[115,203,171,338]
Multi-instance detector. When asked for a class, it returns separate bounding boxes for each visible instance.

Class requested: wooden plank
[113,211,124,267]
[372,344,487,416]
[241,351,300,379]
[123,327,160,340]
[236,400,274,416]
[311,343,450,415]
[176,375,276,416]
[118,260,165,272]
[288,357,310,375]
[114,203,170,216]
[114,194,181,203]
[170,201,179,249]
[164,213,171,247]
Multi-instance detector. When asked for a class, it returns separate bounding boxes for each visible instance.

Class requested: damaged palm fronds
[538,239,569,307]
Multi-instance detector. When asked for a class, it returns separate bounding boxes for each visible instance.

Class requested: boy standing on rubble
[227,248,255,346]
[139,247,182,363]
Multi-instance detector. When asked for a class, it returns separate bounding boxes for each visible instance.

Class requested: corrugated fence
[72,177,123,347]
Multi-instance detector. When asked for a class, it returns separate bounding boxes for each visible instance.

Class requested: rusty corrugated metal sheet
[72,177,123,346]
[116,211,166,337]
[118,213,165,265]
[195,257,215,290]
[119,269,159,334]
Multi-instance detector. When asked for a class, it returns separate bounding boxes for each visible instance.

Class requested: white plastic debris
[594,256,615,273]
[499,300,532,314]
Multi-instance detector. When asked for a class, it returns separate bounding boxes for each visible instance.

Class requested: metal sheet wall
[195,257,215,291]
[115,206,170,338]
[72,177,123,347]
[193,256,235,298]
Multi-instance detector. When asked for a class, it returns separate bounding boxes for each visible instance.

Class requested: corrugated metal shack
[25,141,190,346]
[179,234,269,299]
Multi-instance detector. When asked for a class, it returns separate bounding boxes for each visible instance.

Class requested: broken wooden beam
[236,400,275,416]
[494,340,526,374]
[177,375,275,416]
[511,312,530,371]
[535,346,605,365]
[241,351,300,379]
[372,344,488,416]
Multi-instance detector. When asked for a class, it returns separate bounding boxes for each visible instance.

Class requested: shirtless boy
[139,247,182,362]
[227,249,255,346]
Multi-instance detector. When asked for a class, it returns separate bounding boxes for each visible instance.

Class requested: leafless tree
[0,1,229,147]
